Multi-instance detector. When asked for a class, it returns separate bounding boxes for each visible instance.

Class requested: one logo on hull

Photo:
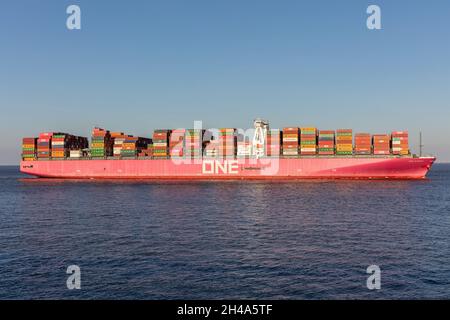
[202,160,239,174]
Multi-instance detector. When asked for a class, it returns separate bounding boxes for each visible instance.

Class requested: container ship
[20,119,436,180]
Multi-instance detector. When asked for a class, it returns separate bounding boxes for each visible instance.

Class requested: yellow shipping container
[91,143,105,148]
[336,146,353,151]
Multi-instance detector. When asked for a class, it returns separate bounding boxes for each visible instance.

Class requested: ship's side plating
[20,156,436,179]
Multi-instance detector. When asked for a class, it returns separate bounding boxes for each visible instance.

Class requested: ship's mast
[252,118,269,158]
[419,131,423,157]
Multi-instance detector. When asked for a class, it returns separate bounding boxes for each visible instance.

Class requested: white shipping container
[70,150,83,158]
[153,142,168,147]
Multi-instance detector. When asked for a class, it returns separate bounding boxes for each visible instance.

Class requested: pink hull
[20,157,436,180]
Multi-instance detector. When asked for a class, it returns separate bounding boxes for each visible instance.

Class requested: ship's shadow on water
[2,164,450,299]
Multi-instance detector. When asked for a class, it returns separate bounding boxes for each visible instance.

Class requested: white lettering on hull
[202,160,239,174]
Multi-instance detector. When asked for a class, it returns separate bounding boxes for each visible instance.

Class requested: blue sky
[1,0,449,164]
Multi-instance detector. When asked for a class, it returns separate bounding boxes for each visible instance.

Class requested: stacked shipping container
[266,129,281,157]
[185,129,203,158]
[121,137,139,158]
[70,150,84,159]
[111,132,127,157]
[237,132,252,157]
[91,128,113,158]
[204,140,219,158]
[22,124,416,161]
[218,128,236,158]
[138,148,153,158]
[282,127,299,156]
[37,132,53,159]
[169,129,185,158]
[318,130,335,155]
[51,134,68,159]
[22,138,37,161]
[121,136,152,158]
[336,129,353,155]
[392,131,409,155]
[354,133,371,155]
[237,142,252,157]
[300,127,317,155]
[373,134,390,155]
[51,134,88,159]
[153,130,170,158]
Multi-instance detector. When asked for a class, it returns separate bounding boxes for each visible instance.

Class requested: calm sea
[1,164,449,299]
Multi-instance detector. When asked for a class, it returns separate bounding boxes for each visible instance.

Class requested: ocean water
[0,164,449,299]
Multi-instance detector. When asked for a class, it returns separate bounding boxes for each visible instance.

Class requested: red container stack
[391,131,409,155]
[169,129,186,158]
[354,133,371,155]
[266,129,281,157]
[373,134,391,155]
[282,127,299,156]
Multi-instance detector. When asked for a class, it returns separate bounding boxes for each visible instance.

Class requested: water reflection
[1,165,449,299]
